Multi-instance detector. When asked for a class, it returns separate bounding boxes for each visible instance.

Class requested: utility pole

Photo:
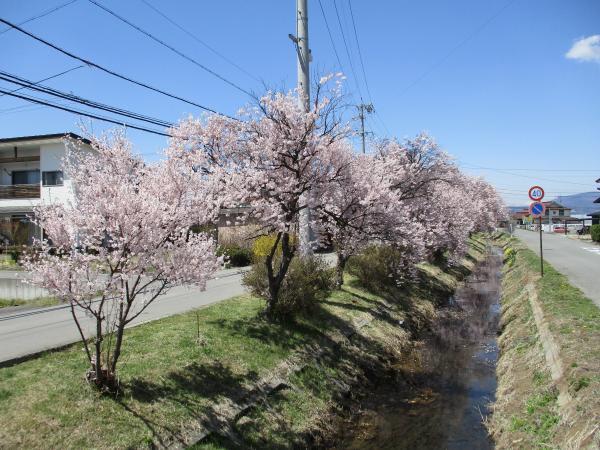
[357,103,374,154]
[292,0,313,255]
[296,0,310,112]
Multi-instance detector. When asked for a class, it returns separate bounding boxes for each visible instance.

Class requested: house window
[559,209,564,216]
[42,171,64,186]
[12,170,40,185]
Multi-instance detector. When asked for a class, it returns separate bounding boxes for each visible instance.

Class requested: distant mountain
[553,192,600,216]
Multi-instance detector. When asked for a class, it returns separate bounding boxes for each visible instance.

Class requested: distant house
[510,208,531,225]
[541,201,571,224]
[0,133,93,245]
[595,178,600,204]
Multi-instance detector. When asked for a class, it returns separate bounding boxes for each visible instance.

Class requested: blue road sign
[530,201,545,217]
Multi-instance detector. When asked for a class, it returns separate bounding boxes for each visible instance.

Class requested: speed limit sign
[528,186,544,201]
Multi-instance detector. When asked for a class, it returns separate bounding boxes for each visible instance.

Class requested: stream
[335,247,503,450]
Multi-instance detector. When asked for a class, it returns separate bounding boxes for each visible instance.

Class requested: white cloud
[566,35,600,63]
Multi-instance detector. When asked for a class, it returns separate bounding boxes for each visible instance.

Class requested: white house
[0,133,92,245]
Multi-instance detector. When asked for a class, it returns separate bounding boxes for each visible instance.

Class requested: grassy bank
[490,233,600,449]
[0,238,487,449]
[0,296,60,309]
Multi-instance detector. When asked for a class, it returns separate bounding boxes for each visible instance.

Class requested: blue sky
[1,0,599,206]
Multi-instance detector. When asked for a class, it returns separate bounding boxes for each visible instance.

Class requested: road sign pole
[539,216,544,277]
[528,186,545,277]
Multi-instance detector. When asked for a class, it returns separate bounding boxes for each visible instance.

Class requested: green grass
[0,283,403,449]
[0,240,488,449]
[0,296,61,308]
[509,388,560,446]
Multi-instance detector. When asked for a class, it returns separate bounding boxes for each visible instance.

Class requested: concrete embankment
[490,234,600,450]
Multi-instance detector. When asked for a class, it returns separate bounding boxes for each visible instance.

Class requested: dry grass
[490,234,600,449]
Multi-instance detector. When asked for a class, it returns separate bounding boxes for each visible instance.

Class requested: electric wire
[0,0,79,35]
[460,165,599,173]
[332,0,364,100]
[139,0,261,84]
[397,0,517,98]
[346,0,390,135]
[317,0,345,72]
[0,104,47,116]
[318,0,383,141]
[459,162,595,187]
[0,17,238,121]
[346,0,372,104]
[0,70,174,127]
[0,65,84,98]
[0,88,170,136]
[87,0,255,99]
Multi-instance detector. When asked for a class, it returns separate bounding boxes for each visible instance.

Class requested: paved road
[0,267,247,364]
[0,253,337,364]
[514,229,600,308]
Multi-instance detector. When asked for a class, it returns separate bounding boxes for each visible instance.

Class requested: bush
[252,234,297,259]
[347,244,409,293]
[504,247,517,267]
[4,246,23,264]
[243,256,334,319]
[217,244,252,267]
[591,224,600,243]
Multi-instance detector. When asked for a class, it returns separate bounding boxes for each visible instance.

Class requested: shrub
[504,247,517,267]
[217,244,252,267]
[243,255,334,319]
[347,244,410,293]
[6,246,23,264]
[591,224,600,243]
[252,234,298,259]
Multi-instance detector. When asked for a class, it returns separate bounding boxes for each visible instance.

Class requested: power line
[0,0,79,35]
[317,0,344,71]
[0,16,237,121]
[0,65,84,98]
[0,88,170,136]
[397,0,517,98]
[0,104,47,116]
[460,162,595,187]
[0,70,174,128]
[346,0,372,103]
[461,165,599,173]
[332,0,364,100]
[139,0,261,84]
[318,0,385,140]
[346,0,390,135]
[87,0,255,99]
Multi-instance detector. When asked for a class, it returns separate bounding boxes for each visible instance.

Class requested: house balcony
[0,184,41,200]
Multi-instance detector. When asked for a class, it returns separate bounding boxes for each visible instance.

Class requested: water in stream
[335,248,503,450]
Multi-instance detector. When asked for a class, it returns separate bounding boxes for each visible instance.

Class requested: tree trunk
[335,253,347,288]
[264,231,294,319]
[93,315,103,385]
[110,302,125,375]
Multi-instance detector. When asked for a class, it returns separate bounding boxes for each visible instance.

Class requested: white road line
[581,247,600,256]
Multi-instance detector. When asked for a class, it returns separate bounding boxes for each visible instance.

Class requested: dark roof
[0,132,90,145]
[589,210,600,217]
[594,197,600,204]
[542,201,570,209]
[596,178,600,183]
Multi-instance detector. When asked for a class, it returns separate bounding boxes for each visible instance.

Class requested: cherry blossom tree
[373,133,506,269]
[170,76,349,318]
[23,131,221,391]
[316,148,394,286]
